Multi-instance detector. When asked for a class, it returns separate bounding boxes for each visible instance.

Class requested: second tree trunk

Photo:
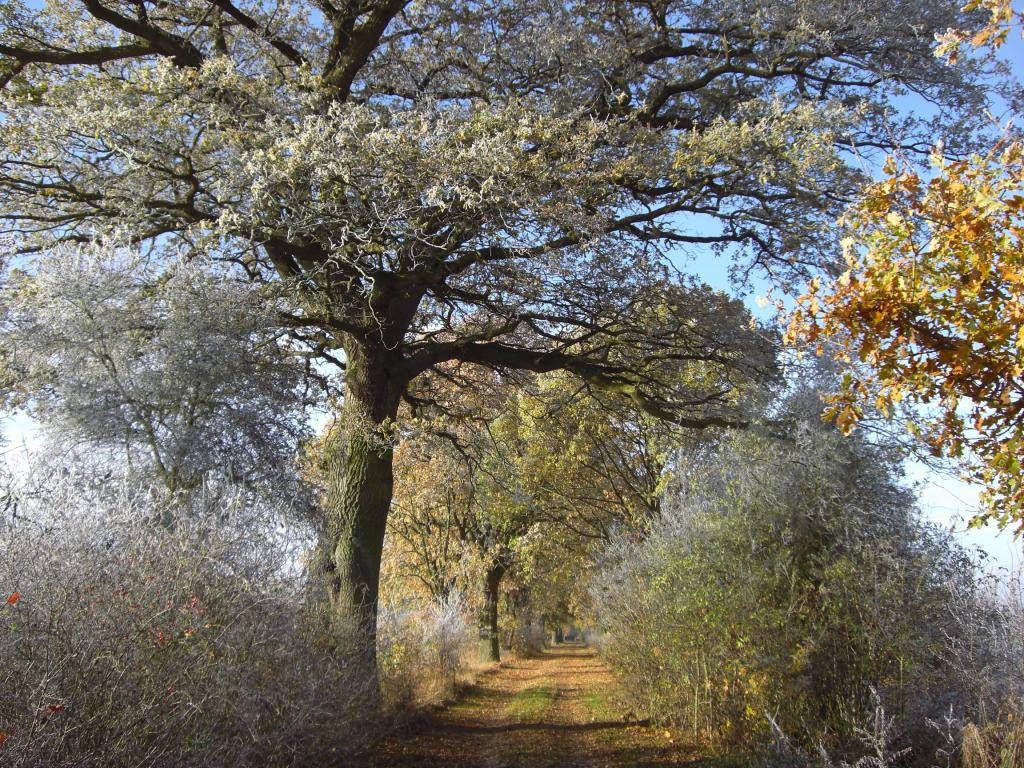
[479,563,506,663]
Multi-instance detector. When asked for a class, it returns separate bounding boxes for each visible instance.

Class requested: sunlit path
[366,644,706,768]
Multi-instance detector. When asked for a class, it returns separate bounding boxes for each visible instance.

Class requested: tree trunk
[502,592,515,652]
[479,563,505,664]
[321,341,402,689]
[323,430,392,642]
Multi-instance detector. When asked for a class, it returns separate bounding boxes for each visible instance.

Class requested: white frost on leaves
[2,241,308,491]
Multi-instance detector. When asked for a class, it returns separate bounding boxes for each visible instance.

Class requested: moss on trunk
[320,340,403,689]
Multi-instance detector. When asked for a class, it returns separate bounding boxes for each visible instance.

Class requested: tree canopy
[1,243,308,493]
[787,0,1024,532]
[0,0,995,656]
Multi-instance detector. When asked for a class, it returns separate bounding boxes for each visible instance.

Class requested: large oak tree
[0,0,991,659]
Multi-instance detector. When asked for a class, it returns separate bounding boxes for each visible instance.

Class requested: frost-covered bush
[763,693,911,768]
[592,405,1023,764]
[377,592,476,708]
[761,694,1024,768]
[0,471,374,768]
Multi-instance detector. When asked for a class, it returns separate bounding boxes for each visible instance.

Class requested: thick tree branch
[400,341,745,428]
[0,42,155,67]
[206,0,308,66]
[322,0,409,101]
[79,0,204,67]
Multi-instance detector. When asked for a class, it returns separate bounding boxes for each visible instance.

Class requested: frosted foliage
[231,101,639,256]
[2,244,307,490]
[0,471,372,768]
[0,0,989,308]
[0,0,993,431]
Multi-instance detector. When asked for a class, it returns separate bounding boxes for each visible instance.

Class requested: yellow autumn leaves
[788,0,1024,532]
[788,139,1024,531]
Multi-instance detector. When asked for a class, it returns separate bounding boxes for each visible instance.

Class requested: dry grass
[0,477,377,768]
[962,710,1024,768]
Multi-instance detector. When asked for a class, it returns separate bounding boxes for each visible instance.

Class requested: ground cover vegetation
[0,1,1022,767]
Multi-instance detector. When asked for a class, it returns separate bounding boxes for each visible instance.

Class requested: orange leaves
[961,0,1014,50]
[830,404,862,436]
[6,592,19,605]
[787,141,1024,530]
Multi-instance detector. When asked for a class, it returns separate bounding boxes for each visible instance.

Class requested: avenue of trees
[0,0,993,647]
[1,1,1023,767]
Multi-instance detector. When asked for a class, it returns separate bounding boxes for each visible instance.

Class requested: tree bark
[502,592,515,652]
[479,563,505,664]
[322,340,403,685]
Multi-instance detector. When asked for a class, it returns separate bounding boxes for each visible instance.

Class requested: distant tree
[0,0,992,664]
[1,244,309,494]
[507,370,712,540]
[788,0,1024,532]
[391,351,759,662]
[390,422,535,664]
[386,440,476,603]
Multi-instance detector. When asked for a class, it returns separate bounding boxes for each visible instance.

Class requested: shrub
[0,471,375,768]
[377,591,476,709]
[592,408,1024,765]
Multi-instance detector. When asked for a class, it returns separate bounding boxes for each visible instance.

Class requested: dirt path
[367,644,705,768]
